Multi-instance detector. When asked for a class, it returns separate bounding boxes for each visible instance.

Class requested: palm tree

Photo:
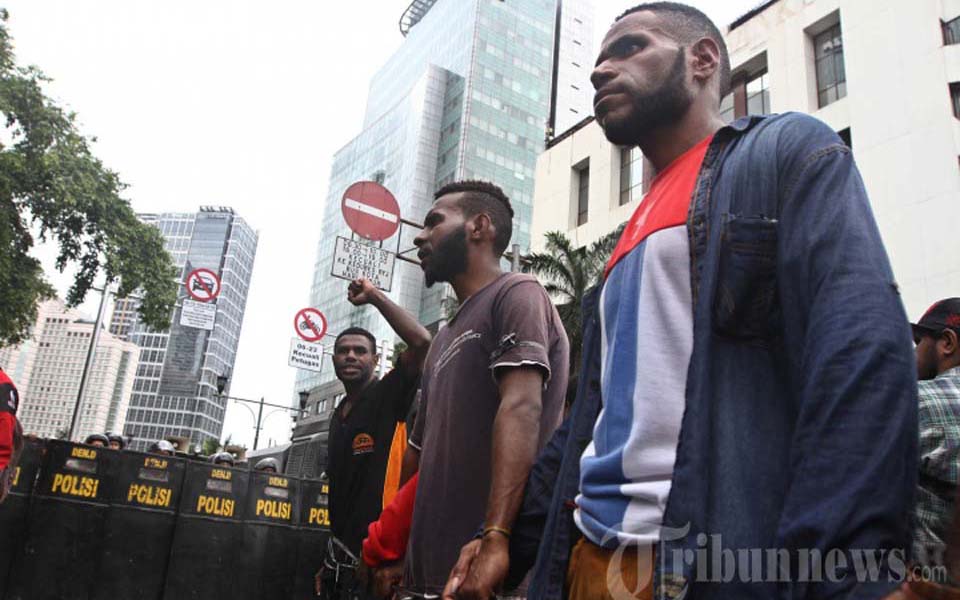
[524,225,624,382]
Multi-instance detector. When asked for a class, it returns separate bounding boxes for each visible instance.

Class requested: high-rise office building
[0,299,139,441]
[112,207,258,450]
[552,0,595,135]
[294,0,594,421]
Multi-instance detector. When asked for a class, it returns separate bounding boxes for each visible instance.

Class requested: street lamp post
[215,375,310,450]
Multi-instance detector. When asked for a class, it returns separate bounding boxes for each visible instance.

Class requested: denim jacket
[507,113,918,600]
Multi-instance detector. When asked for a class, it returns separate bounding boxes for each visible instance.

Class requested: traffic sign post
[294,308,327,343]
[185,268,221,302]
[331,236,396,291]
[288,339,324,373]
[341,181,401,241]
[179,299,217,331]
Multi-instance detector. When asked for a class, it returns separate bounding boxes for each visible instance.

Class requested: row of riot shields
[0,440,331,600]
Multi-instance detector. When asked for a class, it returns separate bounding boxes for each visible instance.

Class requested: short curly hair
[434,180,514,255]
[617,2,731,98]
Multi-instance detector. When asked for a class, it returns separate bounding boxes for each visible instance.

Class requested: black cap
[912,298,960,342]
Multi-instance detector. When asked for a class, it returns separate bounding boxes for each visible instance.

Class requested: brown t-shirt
[404,272,570,594]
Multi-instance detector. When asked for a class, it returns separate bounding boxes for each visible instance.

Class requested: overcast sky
[5,0,759,449]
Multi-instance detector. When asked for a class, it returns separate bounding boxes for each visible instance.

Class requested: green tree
[0,10,177,346]
[201,437,220,457]
[524,226,624,380]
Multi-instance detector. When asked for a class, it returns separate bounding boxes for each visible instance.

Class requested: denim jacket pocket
[713,214,781,342]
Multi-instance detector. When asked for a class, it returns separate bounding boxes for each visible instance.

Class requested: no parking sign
[185,268,221,302]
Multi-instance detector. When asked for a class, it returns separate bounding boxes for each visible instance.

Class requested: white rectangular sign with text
[288,338,324,373]
[331,236,396,291]
[179,298,216,331]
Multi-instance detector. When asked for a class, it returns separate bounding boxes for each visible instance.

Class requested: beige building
[0,299,139,440]
[531,0,960,318]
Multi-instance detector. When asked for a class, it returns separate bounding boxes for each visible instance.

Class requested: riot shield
[5,439,118,600]
[0,439,45,599]
[93,450,186,600]
[162,461,248,600]
[292,477,331,598]
[237,471,300,600]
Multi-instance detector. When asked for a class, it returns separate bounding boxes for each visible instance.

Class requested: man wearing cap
[912,298,960,572]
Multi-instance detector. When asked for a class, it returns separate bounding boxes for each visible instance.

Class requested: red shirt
[605,135,713,278]
[0,369,20,471]
[362,473,418,567]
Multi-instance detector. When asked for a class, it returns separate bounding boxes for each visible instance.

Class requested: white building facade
[531,0,960,319]
[553,0,596,135]
[0,299,139,440]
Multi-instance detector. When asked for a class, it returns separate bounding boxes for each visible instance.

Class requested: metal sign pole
[253,397,265,450]
[68,280,112,441]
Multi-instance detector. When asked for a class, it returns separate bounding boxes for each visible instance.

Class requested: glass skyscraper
[111,207,258,450]
[294,0,593,409]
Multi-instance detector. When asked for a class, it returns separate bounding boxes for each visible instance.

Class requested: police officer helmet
[211,451,235,466]
[254,457,280,473]
[84,433,109,447]
[106,433,125,450]
[149,440,176,456]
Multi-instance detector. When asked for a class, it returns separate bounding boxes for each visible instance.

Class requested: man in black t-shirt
[319,278,430,600]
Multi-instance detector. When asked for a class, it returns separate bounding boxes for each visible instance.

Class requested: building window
[576,164,590,226]
[814,23,846,108]
[746,71,770,115]
[944,16,960,45]
[620,147,643,206]
[951,82,960,119]
[719,93,735,124]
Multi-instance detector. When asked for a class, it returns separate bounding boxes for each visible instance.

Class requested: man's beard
[601,48,693,146]
[423,227,468,288]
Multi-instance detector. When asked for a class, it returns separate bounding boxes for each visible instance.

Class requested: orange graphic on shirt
[352,433,375,455]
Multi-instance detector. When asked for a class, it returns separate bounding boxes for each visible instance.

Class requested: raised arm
[347,278,431,376]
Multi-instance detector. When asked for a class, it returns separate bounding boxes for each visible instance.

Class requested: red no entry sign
[185,268,221,302]
[341,181,401,241]
[294,308,327,343]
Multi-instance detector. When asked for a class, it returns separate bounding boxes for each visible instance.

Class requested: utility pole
[68,280,112,441]
[253,396,265,450]
[511,243,521,272]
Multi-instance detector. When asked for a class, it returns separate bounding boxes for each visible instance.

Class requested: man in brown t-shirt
[401,180,569,597]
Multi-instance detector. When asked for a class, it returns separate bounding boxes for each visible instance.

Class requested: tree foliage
[201,437,220,457]
[0,9,177,346]
[524,225,625,377]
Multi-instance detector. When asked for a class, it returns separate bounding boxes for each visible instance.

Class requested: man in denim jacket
[442,3,917,599]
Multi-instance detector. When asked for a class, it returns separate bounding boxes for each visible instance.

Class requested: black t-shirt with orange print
[326,363,418,557]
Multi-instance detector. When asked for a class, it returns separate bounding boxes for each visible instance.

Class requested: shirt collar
[938,366,960,379]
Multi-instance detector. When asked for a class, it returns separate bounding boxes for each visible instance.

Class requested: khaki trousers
[566,538,654,600]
